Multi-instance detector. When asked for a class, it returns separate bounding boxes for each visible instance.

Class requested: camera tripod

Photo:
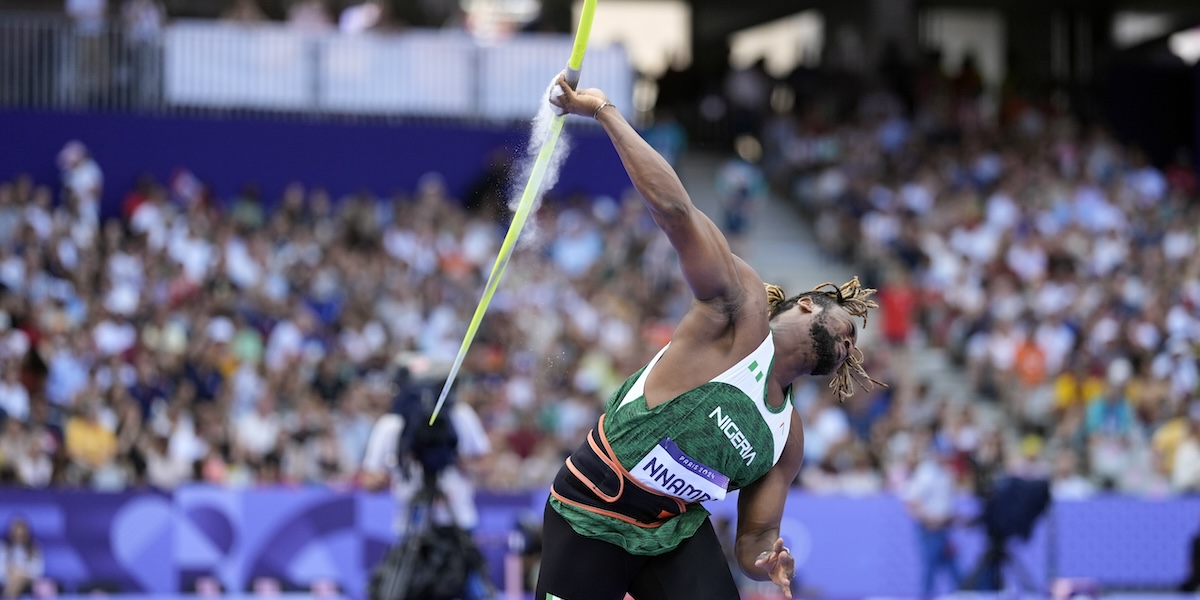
[374,472,448,600]
[371,472,493,600]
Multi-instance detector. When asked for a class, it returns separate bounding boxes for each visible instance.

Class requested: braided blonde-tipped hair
[765,282,787,313]
[764,276,887,400]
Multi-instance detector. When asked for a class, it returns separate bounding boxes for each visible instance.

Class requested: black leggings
[534,502,742,600]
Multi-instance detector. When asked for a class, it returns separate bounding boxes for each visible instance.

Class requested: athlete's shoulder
[732,257,772,322]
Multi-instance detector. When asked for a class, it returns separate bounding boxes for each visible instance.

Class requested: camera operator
[963,430,1051,593]
[360,355,492,600]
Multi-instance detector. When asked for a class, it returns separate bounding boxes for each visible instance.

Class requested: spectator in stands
[287,0,333,31]
[1152,398,1193,481]
[903,434,962,599]
[221,0,267,22]
[119,0,166,107]
[549,208,603,280]
[641,110,687,170]
[723,58,772,137]
[0,516,43,599]
[56,142,101,239]
[234,391,282,464]
[138,433,190,489]
[121,0,165,38]
[1084,362,1137,488]
[1171,412,1200,493]
[801,393,852,479]
[0,420,22,483]
[338,0,398,33]
[839,444,884,496]
[714,135,768,258]
[876,265,920,351]
[0,184,19,245]
[14,430,52,489]
[0,361,29,423]
[1050,451,1095,500]
[64,400,118,486]
[230,184,265,232]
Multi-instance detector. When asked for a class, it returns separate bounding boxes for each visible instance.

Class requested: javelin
[429,0,599,424]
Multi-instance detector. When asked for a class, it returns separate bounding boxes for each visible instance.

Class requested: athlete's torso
[550,332,794,555]
[605,333,793,500]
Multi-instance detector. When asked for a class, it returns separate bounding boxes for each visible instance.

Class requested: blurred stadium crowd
[748,62,1200,499]
[0,143,689,492]
[0,58,1198,504]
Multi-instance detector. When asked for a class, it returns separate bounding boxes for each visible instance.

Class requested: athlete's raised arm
[551,76,743,306]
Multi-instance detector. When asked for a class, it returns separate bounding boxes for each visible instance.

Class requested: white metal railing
[0,13,166,111]
[0,13,634,121]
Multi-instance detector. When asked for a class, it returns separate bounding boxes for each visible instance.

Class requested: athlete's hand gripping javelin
[549,74,612,119]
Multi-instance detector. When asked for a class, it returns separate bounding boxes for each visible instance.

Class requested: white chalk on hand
[548,74,567,116]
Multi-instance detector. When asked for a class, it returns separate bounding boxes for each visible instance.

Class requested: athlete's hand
[549,73,609,119]
[754,537,795,598]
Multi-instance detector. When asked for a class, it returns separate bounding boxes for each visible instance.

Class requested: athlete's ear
[796,296,816,313]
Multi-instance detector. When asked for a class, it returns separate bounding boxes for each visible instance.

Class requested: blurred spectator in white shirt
[903,439,962,598]
[57,142,101,234]
[0,361,29,423]
[1172,418,1200,493]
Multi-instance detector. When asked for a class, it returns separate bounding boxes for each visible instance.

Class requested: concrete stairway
[676,152,851,296]
[676,151,993,419]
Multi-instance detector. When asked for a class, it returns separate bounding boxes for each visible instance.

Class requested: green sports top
[550,332,793,555]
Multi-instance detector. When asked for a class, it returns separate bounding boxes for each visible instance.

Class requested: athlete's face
[808,315,839,376]
[808,306,857,376]
[774,298,858,377]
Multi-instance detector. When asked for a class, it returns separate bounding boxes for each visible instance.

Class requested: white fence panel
[478,36,632,121]
[1,16,635,119]
[320,31,475,116]
[165,21,314,109]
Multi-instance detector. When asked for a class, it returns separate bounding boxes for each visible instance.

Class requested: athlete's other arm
[550,76,741,303]
[734,411,804,598]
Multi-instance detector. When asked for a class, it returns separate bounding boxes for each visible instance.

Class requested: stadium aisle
[677,150,876,354]
[678,151,996,425]
[678,152,857,297]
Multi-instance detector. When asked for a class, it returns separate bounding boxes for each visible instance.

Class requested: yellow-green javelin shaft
[564,0,597,83]
[428,117,566,425]
[430,0,599,425]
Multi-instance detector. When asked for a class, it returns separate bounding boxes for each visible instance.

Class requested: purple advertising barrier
[0,111,631,220]
[1053,496,1200,589]
[172,485,374,597]
[705,491,1049,598]
[0,489,176,593]
[468,489,549,590]
[0,487,1191,599]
